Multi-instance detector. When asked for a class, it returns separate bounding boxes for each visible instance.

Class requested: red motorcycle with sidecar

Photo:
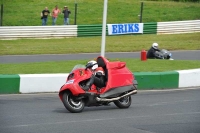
[59,56,138,113]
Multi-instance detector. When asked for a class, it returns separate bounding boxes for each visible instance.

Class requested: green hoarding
[134,71,179,90]
[0,75,20,94]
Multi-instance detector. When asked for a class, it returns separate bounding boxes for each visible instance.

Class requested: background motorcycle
[58,56,138,113]
[155,49,174,60]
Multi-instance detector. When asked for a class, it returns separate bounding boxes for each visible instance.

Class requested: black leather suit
[146,47,162,59]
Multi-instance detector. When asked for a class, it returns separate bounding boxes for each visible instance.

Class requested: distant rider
[83,60,106,91]
[147,43,163,59]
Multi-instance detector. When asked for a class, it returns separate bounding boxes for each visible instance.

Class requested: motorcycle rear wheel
[62,92,85,113]
[114,95,132,109]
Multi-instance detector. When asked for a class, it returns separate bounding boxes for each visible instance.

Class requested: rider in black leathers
[147,43,163,59]
[83,60,106,91]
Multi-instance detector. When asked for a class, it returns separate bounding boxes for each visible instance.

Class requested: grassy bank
[0,33,199,55]
[1,0,200,26]
[1,59,200,74]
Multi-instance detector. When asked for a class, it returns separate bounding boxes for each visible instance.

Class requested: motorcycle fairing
[59,68,92,96]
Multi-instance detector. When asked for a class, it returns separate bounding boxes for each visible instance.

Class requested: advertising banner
[107,23,143,35]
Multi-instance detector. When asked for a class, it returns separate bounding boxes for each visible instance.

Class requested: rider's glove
[95,72,103,77]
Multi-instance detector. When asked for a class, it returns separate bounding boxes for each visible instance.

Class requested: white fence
[0,25,77,39]
[0,20,200,39]
[157,20,200,34]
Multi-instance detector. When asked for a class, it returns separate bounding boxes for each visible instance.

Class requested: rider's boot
[82,75,95,91]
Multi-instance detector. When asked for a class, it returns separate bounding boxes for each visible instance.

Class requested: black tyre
[62,92,85,113]
[114,95,132,109]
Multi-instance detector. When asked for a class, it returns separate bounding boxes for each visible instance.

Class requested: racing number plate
[65,79,74,85]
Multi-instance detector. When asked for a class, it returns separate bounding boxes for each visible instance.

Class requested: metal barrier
[0,20,199,39]
[157,20,200,34]
[0,25,78,39]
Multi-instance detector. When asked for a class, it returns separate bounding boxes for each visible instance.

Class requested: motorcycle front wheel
[114,95,132,109]
[62,92,85,113]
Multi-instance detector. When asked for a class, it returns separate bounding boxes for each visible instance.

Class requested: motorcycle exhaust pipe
[96,89,137,102]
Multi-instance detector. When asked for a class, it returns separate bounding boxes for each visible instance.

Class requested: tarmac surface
[1,50,200,133]
[0,88,200,133]
[0,50,200,63]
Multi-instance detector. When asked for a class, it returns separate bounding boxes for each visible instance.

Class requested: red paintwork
[58,56,135,100]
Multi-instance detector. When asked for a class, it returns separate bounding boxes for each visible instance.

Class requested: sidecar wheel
[114,95,132,109]
[62,92,85,113]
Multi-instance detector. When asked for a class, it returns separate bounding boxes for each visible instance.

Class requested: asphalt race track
[1,51,200,133]
[0,50,200,63]
[0,88,200,133]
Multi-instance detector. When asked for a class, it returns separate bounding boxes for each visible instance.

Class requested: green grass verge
[1,0,200,26]
[0,33,200,55]
[1,59,200,74]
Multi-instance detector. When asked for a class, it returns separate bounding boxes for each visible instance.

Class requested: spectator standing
[62,6,71,25]
[52,5,61,25]
[41,7,51,26]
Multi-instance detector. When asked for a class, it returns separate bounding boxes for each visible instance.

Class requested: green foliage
[1,0,200,26]
[1,59,200,74]
[0,0,200,74]
[0,33,200,55]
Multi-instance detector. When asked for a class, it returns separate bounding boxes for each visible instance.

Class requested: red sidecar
[59,56,138,113]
